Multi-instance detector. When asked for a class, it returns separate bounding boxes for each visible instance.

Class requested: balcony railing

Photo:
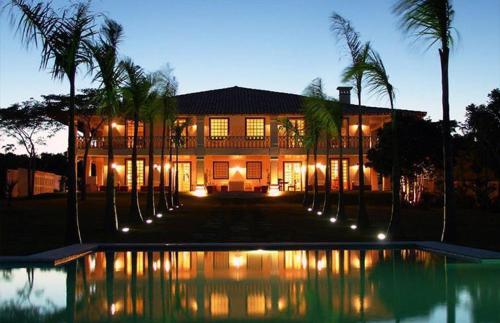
[78,135,375,150]
[278,135,375,149]
[77,136,196,149]
[205,136,270,148]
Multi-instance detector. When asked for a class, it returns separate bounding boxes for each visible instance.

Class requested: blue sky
[1,0,499,153]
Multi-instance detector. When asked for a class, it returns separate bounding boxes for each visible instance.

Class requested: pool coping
[1,241,500,267]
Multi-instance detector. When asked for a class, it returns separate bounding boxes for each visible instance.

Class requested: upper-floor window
[279,118,304,136]
[210,118,229,139]
[246,118,265,139]
[174,118,188,137]
[126,120,144,148]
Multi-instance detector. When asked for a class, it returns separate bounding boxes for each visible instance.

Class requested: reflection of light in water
[352,295,370,313]
[164,259,171,272]
[189,299,198,312]
[89,254,96,273]
[278,297,287,311]
[210,293,229,316]
[317,257,326,271]
[114,258,123,272]
[247,294,266,316]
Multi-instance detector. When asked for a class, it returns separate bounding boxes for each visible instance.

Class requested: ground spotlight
[175,205,180,209]
[377,233,386,240]
[156,213,163,218]
[307,208,312,212]
[329,217,337,223]
[316,211,323,216]
[146,219,153,224]
[350,224,357,230]
[121,227,130,233]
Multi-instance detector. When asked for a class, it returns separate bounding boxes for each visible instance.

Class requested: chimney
[337,86,352,104]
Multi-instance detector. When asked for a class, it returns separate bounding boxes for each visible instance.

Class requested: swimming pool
[0,243,499,322]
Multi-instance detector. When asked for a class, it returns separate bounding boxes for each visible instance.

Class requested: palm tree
[121,58,151,224]
[142,75,161,219]
[89,19,125,234]
[353,49,400,237]
[331,13,371,229]
[393,0,457,242]
[154,68,178,214]
[302,79,325,213]
[172,120,190,208]
[304,79,342,217]
[5,1,97,243]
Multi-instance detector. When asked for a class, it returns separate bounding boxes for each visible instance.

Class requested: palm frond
[393,0,457,50]
[362,49,395,102]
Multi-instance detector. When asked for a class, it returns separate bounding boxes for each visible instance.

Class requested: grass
[1,191,499,256]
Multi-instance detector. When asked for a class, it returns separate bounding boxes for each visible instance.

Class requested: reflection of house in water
[74,249,436,321]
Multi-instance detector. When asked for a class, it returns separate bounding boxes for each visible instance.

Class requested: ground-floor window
[246,161,262,179]
[126,159,145,188]
[331,159,349,190]
[283,161,302,191]
[173,162,191,192]
[213,161,229,179]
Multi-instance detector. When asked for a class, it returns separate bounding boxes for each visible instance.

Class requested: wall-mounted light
[192,185,207,197]
[111,122,118,128]
[111,163,117,169]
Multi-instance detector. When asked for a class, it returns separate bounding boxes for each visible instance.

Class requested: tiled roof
[176,86,426,116]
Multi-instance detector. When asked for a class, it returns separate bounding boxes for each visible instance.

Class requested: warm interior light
[156,213,163,218]
[164,163,171,170]
[146,219,153,224]
[329,217,337,223]
[121,227,130,233]
[377,233,386,240]
[268,185,281,197]
[350,224,357,230]
[192,185,208,197]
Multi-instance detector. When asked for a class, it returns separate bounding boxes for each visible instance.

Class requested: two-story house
[77,86,425,194]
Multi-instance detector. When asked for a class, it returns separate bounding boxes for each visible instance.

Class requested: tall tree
[302,79,325,213]
[304,79,342,217]
[121,58,151,223]
[393,0,458,241]
[44,89,103,201]
[5,0,97,243]
[141,75,161,219]
[89,19,125,234]
[0,100,62,197]
[153,67,178,214]
[172,120,189,208]
[350,49,401,236]
[331,13,370,229]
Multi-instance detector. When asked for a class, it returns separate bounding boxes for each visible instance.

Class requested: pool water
[0,249,498,322]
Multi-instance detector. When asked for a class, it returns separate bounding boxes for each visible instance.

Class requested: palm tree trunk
[440,47,456,242]
[337,127,346,221]
[311,138,319,211]
[105,115,118,234]
[167,131,174,208]
[81,139,90,201]
[322,133,331,216]
[157,115,168,213]
[66,78,81,244]
[388,96,401,237]
[356,94,369,228]
[173,143,180,207]
[129,109,143,223]
[146,118,155,218]
[302,147,310,206]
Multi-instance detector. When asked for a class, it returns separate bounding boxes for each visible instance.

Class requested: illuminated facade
[77,86,425,193]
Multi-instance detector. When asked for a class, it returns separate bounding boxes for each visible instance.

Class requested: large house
[77,86,425,194]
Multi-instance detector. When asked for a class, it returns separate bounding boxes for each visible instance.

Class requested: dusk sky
[1,0,499,154]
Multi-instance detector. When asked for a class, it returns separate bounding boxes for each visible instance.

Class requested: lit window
[213,162,229,179]
[246,118,265,139]
[210,293,229,317]
[126,120,144,148]
[331,159,348,190]
[246,162,262,179]
[126,159,145,188]
[210,118,229,139]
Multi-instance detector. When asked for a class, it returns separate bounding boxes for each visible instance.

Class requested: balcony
[278,135,375,150]
[77,136,197,150]
[205,136,270,149]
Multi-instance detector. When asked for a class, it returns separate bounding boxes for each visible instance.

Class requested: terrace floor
[1,192,499,256]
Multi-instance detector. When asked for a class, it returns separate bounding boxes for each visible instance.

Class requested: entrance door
[126,159,145,188]
[283,162,302,191]
[173,162,191,192]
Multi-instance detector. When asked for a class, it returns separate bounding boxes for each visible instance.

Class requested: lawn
[1,191,499,255]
